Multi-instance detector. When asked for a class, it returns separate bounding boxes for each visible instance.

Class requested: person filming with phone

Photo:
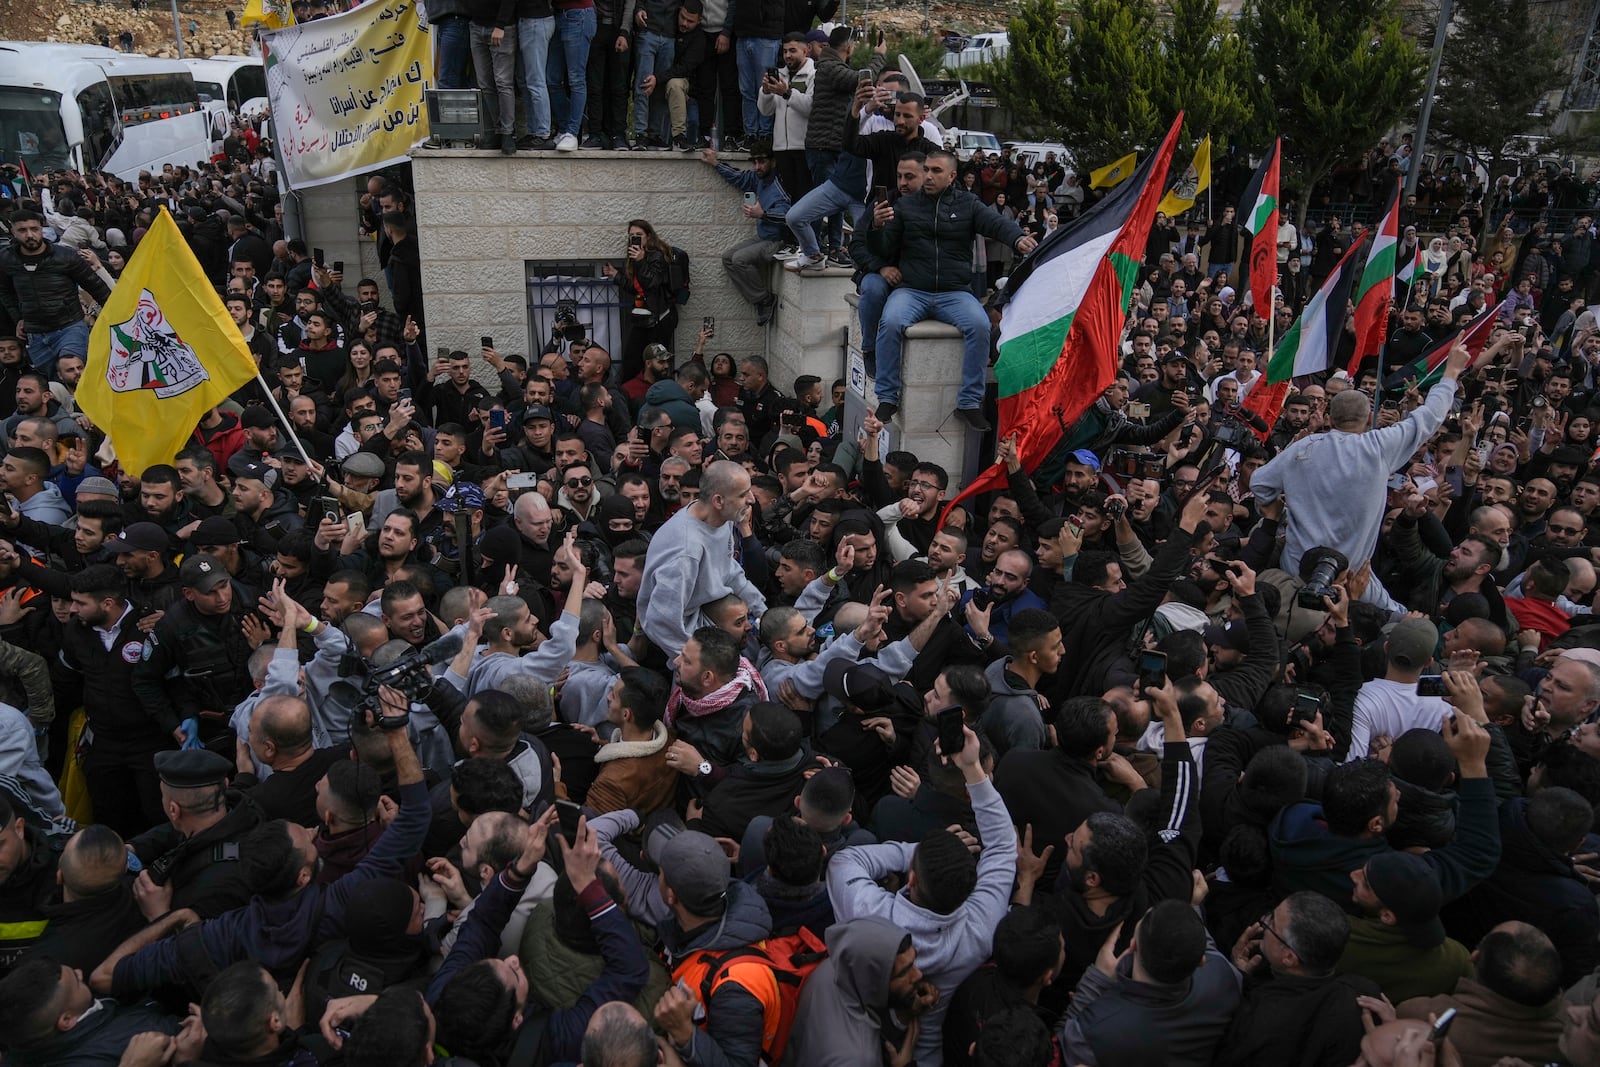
[700,143,791,326]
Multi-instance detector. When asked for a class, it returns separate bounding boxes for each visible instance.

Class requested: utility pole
[171,0,186,57]
[1407,0,1452,197]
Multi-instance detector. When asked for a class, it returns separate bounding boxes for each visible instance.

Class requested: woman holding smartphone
[602,218,678,382]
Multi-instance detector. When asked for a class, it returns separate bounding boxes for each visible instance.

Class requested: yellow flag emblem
[82,208,260,478]
[1090,152,1138,189]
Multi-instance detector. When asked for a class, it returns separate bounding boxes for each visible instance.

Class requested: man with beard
[230,461,304,556]
[230,408,289,476]
[785,916,937,1066]
[925,526,976,599]
[132,554,255,749]
[658,456,691,513]
[225,292,276,367]
[1381,307,1433,379]
[879,461,947,562]
[325,510,443,592]
[1387,511,1506,623]
[370,451,442,547]
[961,548,1047,653]
[462,536,586,697]
[175,446,233,519]
[0,210,111,377]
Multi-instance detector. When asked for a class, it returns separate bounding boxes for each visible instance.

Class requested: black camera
[1297,557,1341,611]
[1211,419,1256,452]
[327,632,465,731]
[1105,497,1126,520]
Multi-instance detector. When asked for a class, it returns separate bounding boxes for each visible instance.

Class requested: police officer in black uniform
[126,748,264,921]
[131,554,256,749]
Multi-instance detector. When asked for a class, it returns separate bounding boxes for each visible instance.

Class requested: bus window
[76,81,117,170]
[0,87,71,172]
[109,72,198,124]
[230,65,267,109]
[194,80,225,105]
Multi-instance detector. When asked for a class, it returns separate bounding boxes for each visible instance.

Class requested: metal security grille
[524,260,623,360]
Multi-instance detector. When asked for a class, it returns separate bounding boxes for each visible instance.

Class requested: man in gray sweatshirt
[639,460,767,658]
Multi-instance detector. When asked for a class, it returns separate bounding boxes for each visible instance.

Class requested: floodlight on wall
[425,89,484,146]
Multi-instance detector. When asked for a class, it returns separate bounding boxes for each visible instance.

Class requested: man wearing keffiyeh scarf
[662,626,769,791]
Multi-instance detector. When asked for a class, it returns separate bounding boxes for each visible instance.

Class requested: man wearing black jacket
[0,212,112,378]
[869,149,1036,430]
[648,2,708,151]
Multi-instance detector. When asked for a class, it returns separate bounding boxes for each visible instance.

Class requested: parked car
[1005,141,1073,172]
[943,31,1008,72]
[943,127,1003,161]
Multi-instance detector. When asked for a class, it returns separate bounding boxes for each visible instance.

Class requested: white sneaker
[788,253,825,271]
[555,133,578,152]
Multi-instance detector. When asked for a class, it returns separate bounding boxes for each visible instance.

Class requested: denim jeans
[857,271,892,354]
[805,148,842,251]
[874,287,992,409]
[435,15,472,89]
[469,23,518,134]
[26,320,88,378]
[548,7,595,137]
[735,36,779,137]
[633,31,674,140]
[518,15,555,137]
[786,178,860,257]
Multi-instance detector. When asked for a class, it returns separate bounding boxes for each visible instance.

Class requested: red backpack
[671,927,828,1065]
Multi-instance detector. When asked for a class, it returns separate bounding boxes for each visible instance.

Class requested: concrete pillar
[843,292,986,485]
[767,263,855,395]
[298,181,386,299]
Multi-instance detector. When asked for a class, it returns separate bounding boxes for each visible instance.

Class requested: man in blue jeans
[867,150,1036,432]
[630,0,682,147]
[0,211,110,380]
[730,0,783,141]
[515,0,556,149]
[548,0,596,151]
[850,152,926,379]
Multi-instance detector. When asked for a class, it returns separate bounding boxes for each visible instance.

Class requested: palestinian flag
[939,115,1184,525]
[1234,140,1280,315]
[1382,300,1503,392]
[1348,179,1401,374]
[1396,244,1424,306]
[1267,234,1369,384]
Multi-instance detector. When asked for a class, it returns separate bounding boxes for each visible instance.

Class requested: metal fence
[523,260,623,359]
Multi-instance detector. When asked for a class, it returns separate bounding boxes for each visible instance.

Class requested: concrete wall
[768,265,855,395]
[298,181,385,292]
[410,149,766,364]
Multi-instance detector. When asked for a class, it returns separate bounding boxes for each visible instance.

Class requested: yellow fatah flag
[1089,152,1138,189]
[81,208,259,479]
[241,0,296,30]
[1158,135,1212,217]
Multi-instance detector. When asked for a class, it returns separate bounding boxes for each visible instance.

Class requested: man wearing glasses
[557,461,599,524]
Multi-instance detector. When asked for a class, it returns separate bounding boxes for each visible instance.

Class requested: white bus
[183,56,269,119]
[0,42,217,180]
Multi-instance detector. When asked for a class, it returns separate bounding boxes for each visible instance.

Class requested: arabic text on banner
[263,0,431,189]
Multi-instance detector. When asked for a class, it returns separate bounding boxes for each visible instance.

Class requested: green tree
[1056,0,1166,160]
[1149,0,1256,149]
[1241,0,1426,227]
[1432,0,1565,166]
[979,0,1076,138]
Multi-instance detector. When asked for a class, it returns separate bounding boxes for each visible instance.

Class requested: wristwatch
[697,760,712,777]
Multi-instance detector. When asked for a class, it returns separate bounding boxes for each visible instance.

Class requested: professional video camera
[326,631,464,732]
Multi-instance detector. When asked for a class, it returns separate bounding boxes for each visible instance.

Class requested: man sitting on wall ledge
[866,148,1037,433]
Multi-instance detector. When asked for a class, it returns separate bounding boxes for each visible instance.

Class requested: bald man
[236,694,344,827]
[581,1001,658,1067]
[30,825,146,973]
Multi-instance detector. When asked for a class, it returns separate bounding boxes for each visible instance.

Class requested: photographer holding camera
[1254,342,1473,616]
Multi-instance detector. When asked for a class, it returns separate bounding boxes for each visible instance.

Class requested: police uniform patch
[121,641,143,664]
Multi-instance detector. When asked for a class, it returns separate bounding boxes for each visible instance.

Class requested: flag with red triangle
[1349,178,1401,374]
[1234,140,1280,316]
[938,116,1185,526]
[1382,300,1504,392]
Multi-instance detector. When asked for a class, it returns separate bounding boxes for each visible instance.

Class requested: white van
[943,127,1002,161]
[1006,141,1073,171]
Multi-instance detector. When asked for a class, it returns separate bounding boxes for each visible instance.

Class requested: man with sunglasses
[556,461,599,524]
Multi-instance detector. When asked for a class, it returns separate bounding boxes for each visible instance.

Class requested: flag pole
[252,370,318,470]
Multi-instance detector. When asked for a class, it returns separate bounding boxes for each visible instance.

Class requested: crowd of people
[13,58,1600,1066]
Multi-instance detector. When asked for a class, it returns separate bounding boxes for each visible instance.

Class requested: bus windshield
[0,86,70,172]
[194,79,226,104]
